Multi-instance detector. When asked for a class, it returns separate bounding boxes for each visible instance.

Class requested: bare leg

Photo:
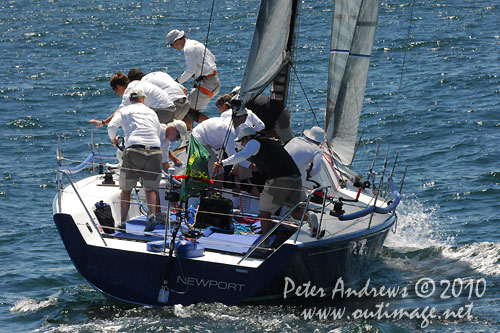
[120,190,132,222]
[197,113,209,123]
[258,211,272,246]
[291,207,309,221]
[145,190,158,216]
[183,114,194,131]
[183,109,209,131]
[155,190,161,215]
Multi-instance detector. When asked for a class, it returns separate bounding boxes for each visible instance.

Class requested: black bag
[94,200,115,234]
[195,196,233,230]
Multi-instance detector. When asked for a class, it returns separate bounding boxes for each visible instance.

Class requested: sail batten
[325,0,380,166]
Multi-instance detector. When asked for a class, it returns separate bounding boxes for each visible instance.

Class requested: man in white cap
[284,126,324,237]
[159,119,188,170]
[224,99,265,191]
[128,69,190,124]
[214,126,305,244]
[285,126,325,183]
[107,86,162,231]
[166,29,220,130]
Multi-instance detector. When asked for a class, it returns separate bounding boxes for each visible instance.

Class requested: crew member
[214,126,304,244]
[191,116,242,178]
[160,120,188,170]
[90,72,175,128]
[285,126,325,183]
[128,69,190,124]
[107,86,162,232]
[166,29,220,130]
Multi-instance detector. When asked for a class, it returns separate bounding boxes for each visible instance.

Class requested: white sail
[325,0,380,165]
[239,0,293,105]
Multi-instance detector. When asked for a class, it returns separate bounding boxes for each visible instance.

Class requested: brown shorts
[173,97,190,120]
[120,147,162,191]
[259,175,303,214]
[153,107,176,124]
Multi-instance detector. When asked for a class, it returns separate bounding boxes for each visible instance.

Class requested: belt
[198,85,215,98]
[128,145,161,151]
[205,70,217,78]
[196,70,217,82]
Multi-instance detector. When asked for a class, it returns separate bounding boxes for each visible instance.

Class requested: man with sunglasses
[166,29,220,130]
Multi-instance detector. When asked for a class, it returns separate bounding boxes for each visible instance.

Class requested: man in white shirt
[191,116,242,177]
[107,86,162,231]
[90,72,175,128]
[159,120,188,170]
[166,29,220,130]
[223,101,266,191]
[285,126,325,184]
[128,69,190,124]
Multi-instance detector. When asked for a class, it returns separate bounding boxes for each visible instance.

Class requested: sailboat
[53,0,402,306]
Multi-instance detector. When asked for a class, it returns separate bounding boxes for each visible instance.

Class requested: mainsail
[239,0,294,105]
[325,0,380,166]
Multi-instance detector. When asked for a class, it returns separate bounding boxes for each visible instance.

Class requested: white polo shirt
[284,137,323,178]
[178,39,217,84]
[142,71,186,105]
[120,81,174,109]
[108,102,161,148]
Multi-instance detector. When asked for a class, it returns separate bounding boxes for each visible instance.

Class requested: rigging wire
[290,63,321,129]
[290,63,346,184]
[288,0,301,123]
[191,0,216,111]
[162,0,172,70]
[384,0,416,160]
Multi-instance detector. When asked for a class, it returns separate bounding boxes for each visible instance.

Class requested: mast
[270,0,299,109]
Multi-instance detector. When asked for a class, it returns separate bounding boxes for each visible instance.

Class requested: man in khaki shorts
[166,29,220,130]
[107,86,163,231]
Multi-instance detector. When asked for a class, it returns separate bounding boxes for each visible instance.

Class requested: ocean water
[1,0,499,331]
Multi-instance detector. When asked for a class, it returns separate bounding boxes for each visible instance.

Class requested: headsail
[325,0,380,166]
[239,0,294,105]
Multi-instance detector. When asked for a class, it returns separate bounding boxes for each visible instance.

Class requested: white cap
[235,125,256,142]
[172,119,188,141]
[129,86,146,99]
[166,29,185,45]
[303,126,325,143]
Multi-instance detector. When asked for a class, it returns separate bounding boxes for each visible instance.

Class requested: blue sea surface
[1,0,499,331]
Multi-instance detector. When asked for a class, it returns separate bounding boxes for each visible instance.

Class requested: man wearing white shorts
[167,29,221,130]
